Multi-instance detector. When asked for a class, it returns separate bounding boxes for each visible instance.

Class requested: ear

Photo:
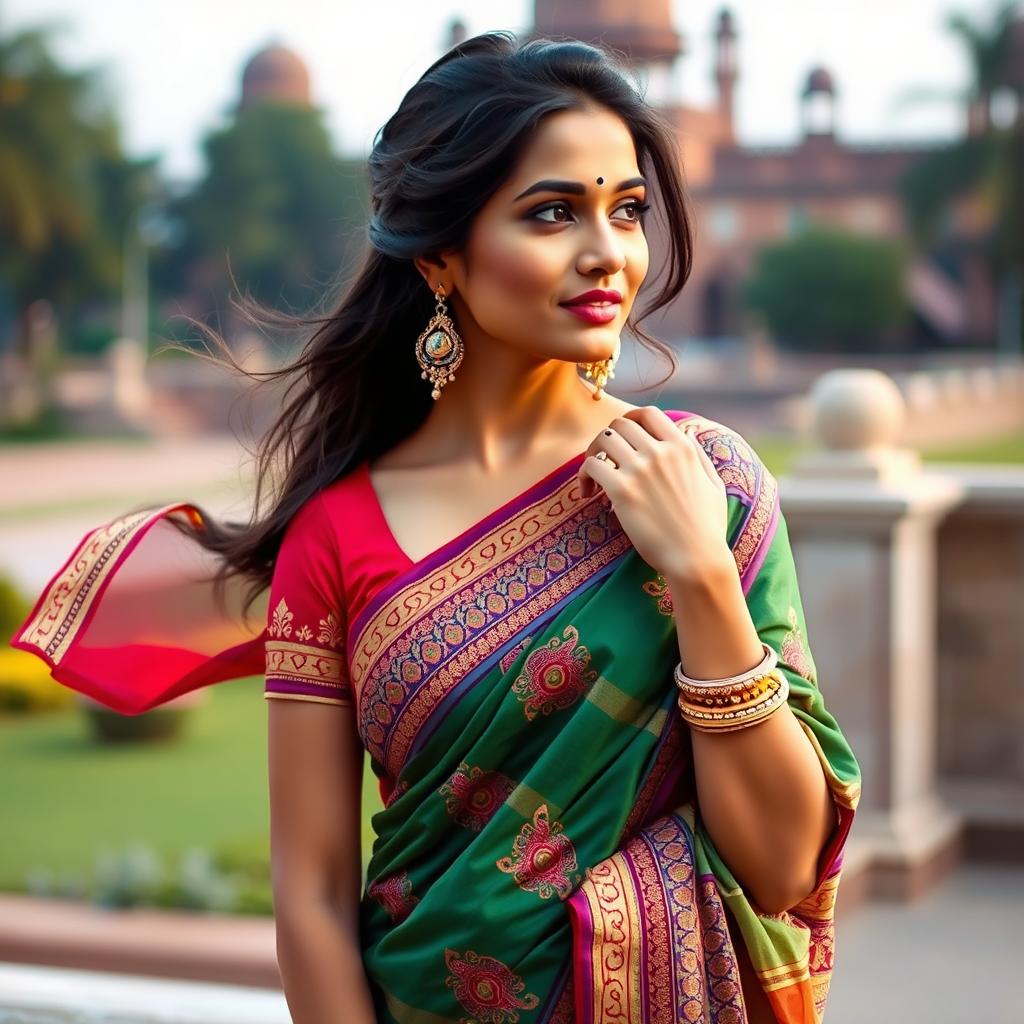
[413,251,449,291]
[413,248,462,295]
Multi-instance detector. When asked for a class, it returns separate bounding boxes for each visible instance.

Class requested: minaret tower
[713,8,738,144]
[801,66,837,140]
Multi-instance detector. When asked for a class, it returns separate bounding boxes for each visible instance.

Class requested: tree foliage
[898,2,1023,319]
[0,22,157,336]
[742,227,910,351]
[162,102,368,319]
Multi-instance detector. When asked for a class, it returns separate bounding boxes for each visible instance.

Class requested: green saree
[349,410,861,1023]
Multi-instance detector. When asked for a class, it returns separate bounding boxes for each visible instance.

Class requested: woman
[12,31,860,1024]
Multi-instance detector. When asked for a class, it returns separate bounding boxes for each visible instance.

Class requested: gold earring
[578,335,620,400]
[415,284,464,400]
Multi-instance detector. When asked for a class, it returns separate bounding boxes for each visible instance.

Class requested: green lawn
[747,427,1024,478]
[0,677,383,902]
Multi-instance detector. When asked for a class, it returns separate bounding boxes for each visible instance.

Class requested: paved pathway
[0,436,252,595]
[827,862,1020,1023]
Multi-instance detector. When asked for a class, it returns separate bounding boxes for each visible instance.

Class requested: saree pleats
[351,412,861,1024]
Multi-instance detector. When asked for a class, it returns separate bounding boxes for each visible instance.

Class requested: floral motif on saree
[439,762,519,832]
[496,803,580,900]
[781,606,817,685]
[367,870,420,923]
[641,572,674,616]
[444,949,540,1024]
[510,624,598,720]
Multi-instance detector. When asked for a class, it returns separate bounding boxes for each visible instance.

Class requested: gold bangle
[676,673,778,706]
[678,671,789,732]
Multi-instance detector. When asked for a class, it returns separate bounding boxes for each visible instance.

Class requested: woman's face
[426,104,650,366]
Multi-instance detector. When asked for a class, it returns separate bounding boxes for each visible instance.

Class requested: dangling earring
[578,335,620,400]
[415,284,465,400]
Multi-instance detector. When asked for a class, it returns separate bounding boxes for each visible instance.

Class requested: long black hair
[166,30,694,616]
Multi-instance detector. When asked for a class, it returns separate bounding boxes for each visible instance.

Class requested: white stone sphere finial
[810,368,905,451]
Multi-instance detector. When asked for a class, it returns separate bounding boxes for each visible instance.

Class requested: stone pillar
[781,369,966,900]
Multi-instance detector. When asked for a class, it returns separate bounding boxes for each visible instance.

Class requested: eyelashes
[529,200,651,225]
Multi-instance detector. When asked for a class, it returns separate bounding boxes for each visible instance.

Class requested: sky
[4,0,995,182]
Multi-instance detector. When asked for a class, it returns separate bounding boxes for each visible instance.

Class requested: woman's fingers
[588,428,632,467]
[577,453,621,500]
[607,415,660,454]
[619,405,680,443]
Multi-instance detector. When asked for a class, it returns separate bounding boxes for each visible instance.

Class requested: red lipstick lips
[559,288,622,325]
[561,288,622,305]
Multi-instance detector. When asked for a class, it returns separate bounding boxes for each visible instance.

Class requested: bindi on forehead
[596,176,604,185]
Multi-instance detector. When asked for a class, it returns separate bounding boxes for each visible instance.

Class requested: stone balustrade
[779,366,1024,901]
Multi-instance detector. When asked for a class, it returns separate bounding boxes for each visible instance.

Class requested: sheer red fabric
[10,503,269,714]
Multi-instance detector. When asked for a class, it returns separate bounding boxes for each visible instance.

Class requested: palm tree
[895,2,1023,354]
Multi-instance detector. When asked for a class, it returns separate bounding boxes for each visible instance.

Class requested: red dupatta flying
[9,503,268,715]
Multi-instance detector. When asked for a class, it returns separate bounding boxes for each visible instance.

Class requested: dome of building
[533,0,683,64]
[240,44,311,109]
[802,66,836,98]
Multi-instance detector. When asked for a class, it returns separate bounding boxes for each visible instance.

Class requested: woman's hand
[577,406,734,583]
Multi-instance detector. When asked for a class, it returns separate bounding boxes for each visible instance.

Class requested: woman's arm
[268,699,376,1023]
[578,406,843,915]
[665,558,837,916]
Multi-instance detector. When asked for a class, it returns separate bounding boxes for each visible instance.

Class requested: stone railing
[778,367,1024,901]
[932,464,1024,860]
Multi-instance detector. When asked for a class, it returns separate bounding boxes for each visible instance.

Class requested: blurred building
[524,1,1018,348]
[238,44,312,111]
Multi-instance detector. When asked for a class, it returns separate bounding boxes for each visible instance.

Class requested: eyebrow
[513,176,647,201]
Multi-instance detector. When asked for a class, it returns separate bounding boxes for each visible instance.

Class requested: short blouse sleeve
[263,493,353,708]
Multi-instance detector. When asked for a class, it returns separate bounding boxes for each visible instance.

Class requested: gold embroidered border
[576,853,643,1022]
[265,639,349,687]
[350,476,588,687]
[629,836,678,1023]
[734,465,778,579]
[15,503,199,665]
[757,956,811,991]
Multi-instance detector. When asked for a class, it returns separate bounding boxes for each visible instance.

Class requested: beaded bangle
[677,670,789,732]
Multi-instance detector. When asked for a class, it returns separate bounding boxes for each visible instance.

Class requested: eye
[529,199,651,225]
[613,200,651,223]
[530,202,574,224]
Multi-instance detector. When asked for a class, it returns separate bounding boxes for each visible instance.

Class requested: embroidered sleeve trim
[265,639,350,687]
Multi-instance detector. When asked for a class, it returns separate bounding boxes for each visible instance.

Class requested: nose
[575,217,627,279]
